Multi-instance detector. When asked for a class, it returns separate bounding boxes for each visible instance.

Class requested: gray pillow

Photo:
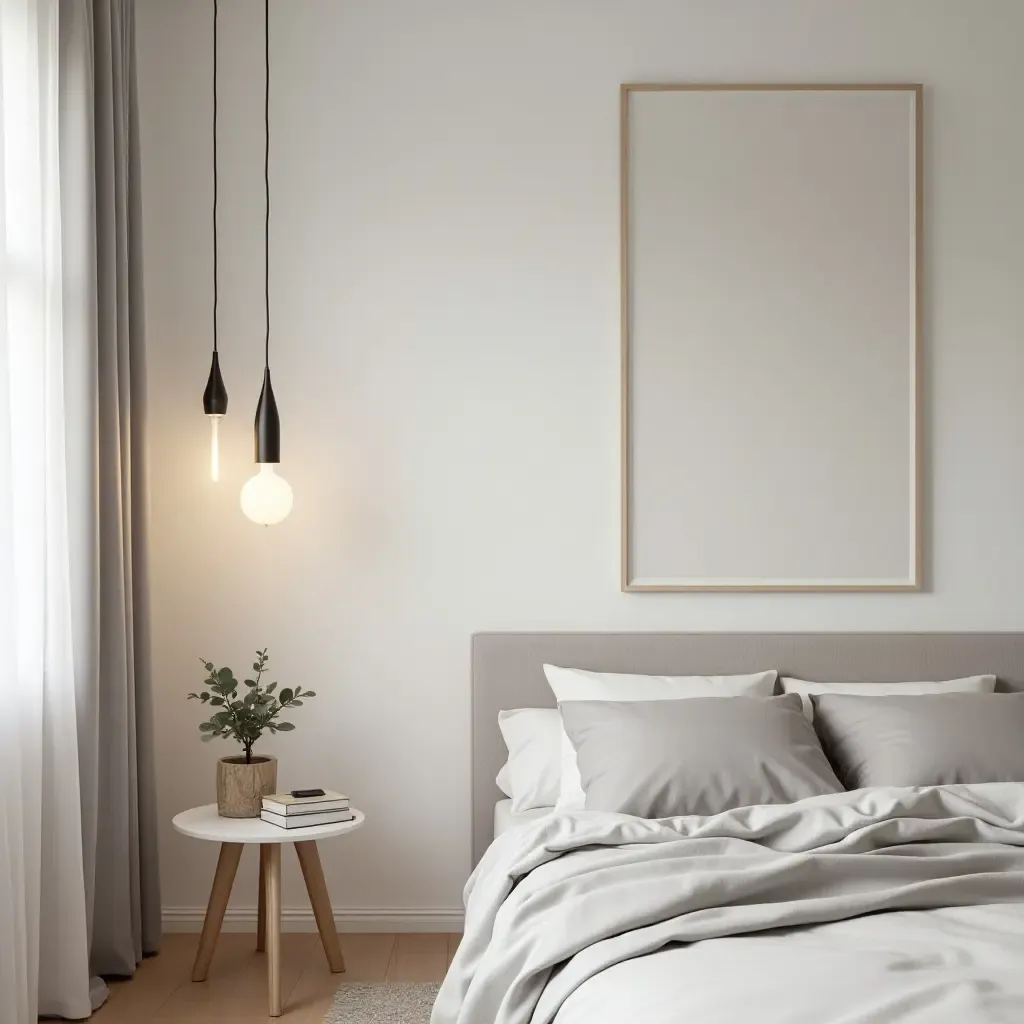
[558,693,843,818]
[811,691,1024,789]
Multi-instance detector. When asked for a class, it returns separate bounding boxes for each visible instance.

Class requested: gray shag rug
[323,983,441,1023]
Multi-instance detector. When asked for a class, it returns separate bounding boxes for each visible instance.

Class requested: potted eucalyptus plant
[187,648,317,817]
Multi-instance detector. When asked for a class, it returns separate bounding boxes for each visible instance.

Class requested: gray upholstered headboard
[471,632,1024,865]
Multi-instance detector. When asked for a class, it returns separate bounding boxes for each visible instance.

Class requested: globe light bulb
[209,415,222,482]
[240,464,293,526]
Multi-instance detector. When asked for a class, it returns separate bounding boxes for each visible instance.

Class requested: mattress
[493,799,553,839]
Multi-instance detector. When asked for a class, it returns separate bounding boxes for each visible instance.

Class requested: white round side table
[172,803,365,1018]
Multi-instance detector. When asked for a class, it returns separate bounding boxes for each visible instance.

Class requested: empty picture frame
[621,83,922,592]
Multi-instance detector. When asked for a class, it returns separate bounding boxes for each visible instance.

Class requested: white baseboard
[162,905,464,934]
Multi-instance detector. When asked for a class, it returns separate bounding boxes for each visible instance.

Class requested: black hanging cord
[203,0,227,418]
[253,0,280,466]
[264,0,270,369]
[213,0,219,353]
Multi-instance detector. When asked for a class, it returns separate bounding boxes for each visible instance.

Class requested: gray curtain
[60,0,161,984]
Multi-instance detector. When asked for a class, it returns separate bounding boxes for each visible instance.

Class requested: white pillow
[496,763,513,798]
[497,708,562,812]
[781,674,997,720]
[543,665,778,811]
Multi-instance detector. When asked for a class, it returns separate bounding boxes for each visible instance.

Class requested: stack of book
[260,790,353,829]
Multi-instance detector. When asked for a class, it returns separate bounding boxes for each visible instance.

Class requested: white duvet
[434,785,1024,1024]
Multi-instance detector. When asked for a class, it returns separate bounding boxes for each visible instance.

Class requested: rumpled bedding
[433,785,1024,1024]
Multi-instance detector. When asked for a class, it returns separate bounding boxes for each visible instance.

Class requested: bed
[434,632,1024,1024]
[492,799,551,839]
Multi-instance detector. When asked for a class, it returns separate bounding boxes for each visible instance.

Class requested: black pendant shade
[239,0,293,524]
[254,367,280,463]
[203,351,228,416]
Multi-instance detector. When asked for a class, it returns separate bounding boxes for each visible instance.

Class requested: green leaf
[187,693,197,700]
[266,682,277,694]
[253,662,261,671]
[275,722,295,731]
[289,700,304,707]
[279,688,293,703]
[204,661,214,672]
[244,678,256,687]
[294,686,302,696]
[303,691,316,697]
[209,696,224,706]
[199,722,217,732]
[267,723,278,732]
[217,666,233,682]
[214,711,232,724]
[244,692,256,705]
[201,733,215,742]
[231,700,244,710]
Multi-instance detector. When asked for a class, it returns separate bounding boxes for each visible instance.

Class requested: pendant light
[241,0,293,526]
[202,0,227,480]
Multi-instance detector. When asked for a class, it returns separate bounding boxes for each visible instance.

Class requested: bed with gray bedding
[444,633,1024,1024]
[436,785,1024,1023]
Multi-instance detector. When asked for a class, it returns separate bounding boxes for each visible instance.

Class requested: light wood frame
[620,83,923,592]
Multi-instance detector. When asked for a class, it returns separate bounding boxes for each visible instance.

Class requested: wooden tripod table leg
[295,840,346,972]
[192,842,244,982]
[257,844,269,952]
[265,843,283,1016]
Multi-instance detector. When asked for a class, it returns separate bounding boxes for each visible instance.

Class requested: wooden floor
[90,932,458,1023]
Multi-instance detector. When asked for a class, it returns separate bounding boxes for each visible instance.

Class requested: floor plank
[94,936,200,1023]
[385,950,449,983]
[286,932,396,1012]
[395,933,448,955]
[86,933,439,1022]
[153,934,316,1018]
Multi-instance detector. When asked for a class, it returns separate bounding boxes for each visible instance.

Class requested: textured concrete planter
[216,755,278,817]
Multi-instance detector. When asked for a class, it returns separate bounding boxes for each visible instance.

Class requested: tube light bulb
[209,415,222,481]
[240,464,293,526]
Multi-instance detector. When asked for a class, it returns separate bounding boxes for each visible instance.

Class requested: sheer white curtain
[0,0,97,1019]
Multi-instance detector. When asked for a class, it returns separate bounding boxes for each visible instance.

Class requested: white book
[261,808,355,829]
[262,790,349,816]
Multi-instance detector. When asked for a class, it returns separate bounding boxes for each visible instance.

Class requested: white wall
[137,0,1024,928]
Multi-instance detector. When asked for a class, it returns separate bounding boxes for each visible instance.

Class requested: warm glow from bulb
[240,464,293,525]
[209,415,222,481]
